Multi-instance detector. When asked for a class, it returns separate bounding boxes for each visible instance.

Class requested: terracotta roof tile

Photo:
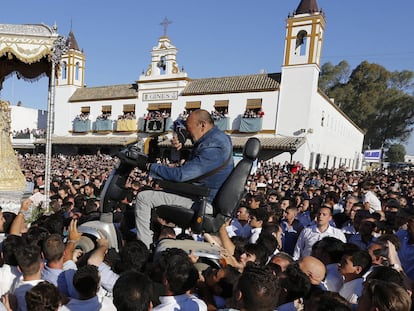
[158,135,305,151]
[231,136,305,151]
[37,136,136,146]
[182,73,281,95]
[69,84,138,102]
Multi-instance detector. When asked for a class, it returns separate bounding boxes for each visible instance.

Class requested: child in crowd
[338,248,372,305]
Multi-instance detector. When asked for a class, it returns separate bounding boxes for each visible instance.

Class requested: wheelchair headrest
[243,137,261,160]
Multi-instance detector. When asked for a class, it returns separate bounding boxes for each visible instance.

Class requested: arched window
[296,30,307,56]
[62,61,67,79]
[75,62,80,80]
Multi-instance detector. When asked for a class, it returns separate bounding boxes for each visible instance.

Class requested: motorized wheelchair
[77,135,260,260]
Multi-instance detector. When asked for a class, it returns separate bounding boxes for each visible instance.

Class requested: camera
[173,119,190,145]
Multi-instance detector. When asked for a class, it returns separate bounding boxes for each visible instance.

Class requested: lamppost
[44,35,68,202]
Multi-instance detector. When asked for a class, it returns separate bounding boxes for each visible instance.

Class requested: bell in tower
[140,18,187,80]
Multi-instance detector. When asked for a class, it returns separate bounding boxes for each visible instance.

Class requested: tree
[386,144,406,163]
[319,61,414,149]
[319,61,351,91]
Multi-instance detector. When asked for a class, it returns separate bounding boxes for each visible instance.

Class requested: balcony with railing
[94,119,113,132]
[214,117,229,131]
[115,119,136,132]
[239,117,263,132]
[73,118,91,133]
[115,112,136,132]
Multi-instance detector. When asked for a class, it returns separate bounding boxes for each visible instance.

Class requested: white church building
[50,0,363,170]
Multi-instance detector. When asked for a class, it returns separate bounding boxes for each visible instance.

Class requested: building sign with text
[143,91,178,101]
[364,149,382,162]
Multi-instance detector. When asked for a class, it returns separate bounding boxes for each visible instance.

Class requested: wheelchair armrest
[157,180,210,198]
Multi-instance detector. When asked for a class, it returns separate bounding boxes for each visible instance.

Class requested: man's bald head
[188,109,214,125]
[186,109,214,142]
[298,256,326,285]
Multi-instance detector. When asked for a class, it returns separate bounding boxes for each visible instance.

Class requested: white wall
[55,85,81,135]
[10,106,39,131]
[299,92,364,170]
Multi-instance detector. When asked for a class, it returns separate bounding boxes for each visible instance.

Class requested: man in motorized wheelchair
[118,109,234,248]
[102,109,260,261]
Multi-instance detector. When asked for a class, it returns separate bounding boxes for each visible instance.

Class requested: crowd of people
[74,113,90,121]
[117,112,136,120]
[11,129,46,139]
[96,113,112,121]
[210,109,228,121]
[0,112,413,310]
[243,109,264,118]
[144,111,170,121]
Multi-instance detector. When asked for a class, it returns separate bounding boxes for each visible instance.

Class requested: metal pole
[44,62,56,205]
[45,34,67,205]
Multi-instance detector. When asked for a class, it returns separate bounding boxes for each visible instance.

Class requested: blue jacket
[149,126,234,202]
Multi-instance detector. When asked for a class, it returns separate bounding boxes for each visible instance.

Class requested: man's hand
[20,198,32,212]
[171,134,183,151]
[188,250,199,264]
[68,219,82,242]
[72,249,83,263]
[220,249,242,270]
[1,293,15,311]
[64,219,82,263]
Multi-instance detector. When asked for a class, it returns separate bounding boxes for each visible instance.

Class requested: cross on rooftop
[160,17,172,36]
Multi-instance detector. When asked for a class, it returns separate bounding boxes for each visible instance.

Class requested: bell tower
[277,0,325,138]
[55,29,85,136]
[57,30,85,87]
[144,36,182,78]
[140,18,187,80]
[283,0,325,68]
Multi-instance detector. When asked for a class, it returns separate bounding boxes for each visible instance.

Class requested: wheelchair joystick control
[118,145,148,171]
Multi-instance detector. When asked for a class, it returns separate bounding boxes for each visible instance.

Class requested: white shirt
[59,294,116,311]
[249,227,262,244]
[324,263,343,292]
[226,219,251,239]
[293,225,347,260]
[363,191,381,212]
[338,277,363,305]
[153,294,207,311]
[0,264,21,296]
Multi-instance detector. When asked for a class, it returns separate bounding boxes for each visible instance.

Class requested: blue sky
[1,0,414,153]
